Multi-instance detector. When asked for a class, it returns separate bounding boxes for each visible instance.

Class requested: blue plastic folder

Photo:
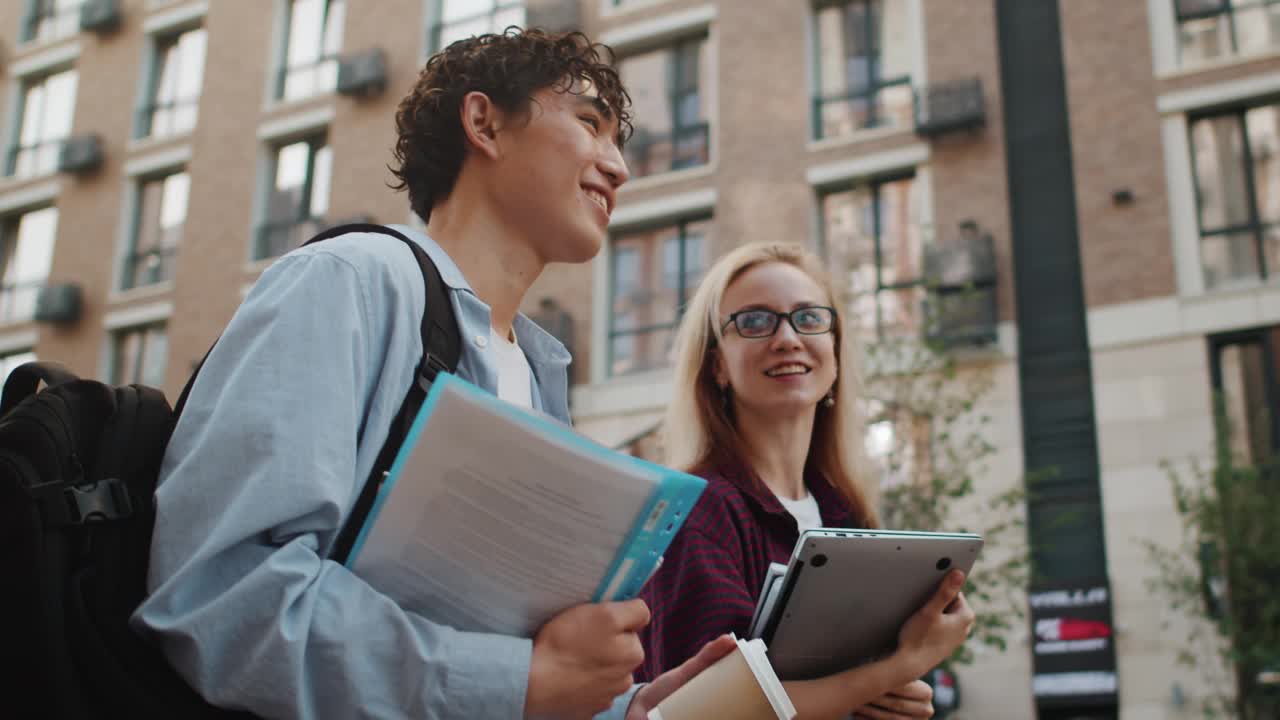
[342,372,706,636]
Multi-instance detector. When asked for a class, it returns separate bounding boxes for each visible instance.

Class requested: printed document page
[349,380,657,637]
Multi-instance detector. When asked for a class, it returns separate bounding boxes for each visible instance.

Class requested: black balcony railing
[21,1,81,43]
[6,140,64,178]
[255,217,326,261]
[0,280,44,325]
[623,122,709,178]
[122,247,178,290]
[812,76,913,140]
[277,55,339,101]
[136,99,199,139]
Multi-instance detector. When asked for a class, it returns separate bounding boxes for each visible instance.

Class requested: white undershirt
[491,327,533,409]
[776,492,823,533]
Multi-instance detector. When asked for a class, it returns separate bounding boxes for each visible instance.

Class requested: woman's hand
[894,570,975,679]
[852,679,934,719]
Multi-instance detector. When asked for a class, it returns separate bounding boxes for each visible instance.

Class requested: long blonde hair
[663,242,879,526]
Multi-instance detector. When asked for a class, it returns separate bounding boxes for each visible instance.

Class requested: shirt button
[474,335,488,348]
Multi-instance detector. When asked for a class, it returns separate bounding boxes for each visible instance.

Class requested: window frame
[811,0,914,141]
[1174,0,1280,64]
[109,321,169,387]
[254,133,331,261]
[427,0,525,54]
[5,67,78,179]
[607,215,710,377]
[1187,99,1280,287]
[0,206,58,326]
[619,34,712,179]
[136,24,207,140]
[122,168,189,291]
[817,170,923,339]
[276,0,345,101]
[19,0,84,45]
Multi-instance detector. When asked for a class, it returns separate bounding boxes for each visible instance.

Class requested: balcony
[921,221,998,348]
[914,77,986,138]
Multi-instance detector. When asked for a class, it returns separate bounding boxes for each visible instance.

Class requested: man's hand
[525,599,650,720]
[853,679,935,719]
[626,634,739,720]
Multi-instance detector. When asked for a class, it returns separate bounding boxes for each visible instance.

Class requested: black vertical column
[994,0,1119,716]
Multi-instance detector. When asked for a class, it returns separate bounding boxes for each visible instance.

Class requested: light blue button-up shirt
[132,226,638,719]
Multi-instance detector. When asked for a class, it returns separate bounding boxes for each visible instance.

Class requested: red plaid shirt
[636,460,863,681]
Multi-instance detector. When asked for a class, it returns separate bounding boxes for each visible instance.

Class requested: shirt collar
[711,456,857,527]
[391,224,572,368]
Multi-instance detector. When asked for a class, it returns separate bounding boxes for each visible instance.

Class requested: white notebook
[344,372,706,637]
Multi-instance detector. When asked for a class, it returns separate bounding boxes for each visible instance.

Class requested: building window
[608,217,710,376]
[1189,101,1280,290]
[1175,0,1280,67]
[431,0,524,52]
[111,322,168,387]
[6,68,78,179]
[0,207,58,325]
[1209,328,1280,466]
[20,0,83,44]
[618,36,711,179]
[812,0,914,140]
[0,349,36,387]
[256,134,332,261]
[139,27,207,139]
[820,173,925,338]
[124,171,189,290]
[278,0,345,101]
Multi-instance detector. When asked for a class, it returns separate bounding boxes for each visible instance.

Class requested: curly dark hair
[390,28,633,224]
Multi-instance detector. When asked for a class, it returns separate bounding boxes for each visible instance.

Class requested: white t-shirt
[491,327,533,409]
[776,492,823,533]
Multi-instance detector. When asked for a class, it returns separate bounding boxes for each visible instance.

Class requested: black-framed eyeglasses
[721,306,837,339]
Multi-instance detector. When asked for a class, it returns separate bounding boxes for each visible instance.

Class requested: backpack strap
[315,224,461,564]
[166,224,461,564]
[1,361,79,416]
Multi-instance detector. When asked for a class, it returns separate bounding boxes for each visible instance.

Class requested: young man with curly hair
[132,29,734,720]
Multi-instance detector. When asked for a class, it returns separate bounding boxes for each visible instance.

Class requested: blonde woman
[637,243,974,719]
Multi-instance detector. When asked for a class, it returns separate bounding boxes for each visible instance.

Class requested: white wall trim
[1146,0,1177,76]
[609,188,716,229]
[9,42,81,77]
[573,370,674,419]
[103,301,174,331]
[1088,287,1280,350]
[0,180,60,215]
[907,0,927,89]
[0,329,39,355]
[1161,115,1203,297]
[256,106,335,141]
[1157,72,1280,114]
[806,143,930,186]
[599,4,716,53]
[143,0,209,34]
[123,145,192,177]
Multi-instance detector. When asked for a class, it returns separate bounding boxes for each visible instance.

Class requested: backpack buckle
[34,478,134,526]
[417,353,450,390]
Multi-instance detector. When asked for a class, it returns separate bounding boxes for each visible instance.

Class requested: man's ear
[459,91,503,160]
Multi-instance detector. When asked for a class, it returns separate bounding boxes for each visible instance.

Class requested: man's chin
[550,233,604,264]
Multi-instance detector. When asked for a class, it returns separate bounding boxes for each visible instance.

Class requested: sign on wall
[1028,579,1119,708]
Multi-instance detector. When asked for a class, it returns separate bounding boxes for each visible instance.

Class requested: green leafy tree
[864,336,1029,665]
[1142,400,1280,718]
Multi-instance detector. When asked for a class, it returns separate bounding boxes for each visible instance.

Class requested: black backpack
[0,224,462,718]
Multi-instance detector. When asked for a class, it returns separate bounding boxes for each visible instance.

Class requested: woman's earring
[821,390,835,408]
